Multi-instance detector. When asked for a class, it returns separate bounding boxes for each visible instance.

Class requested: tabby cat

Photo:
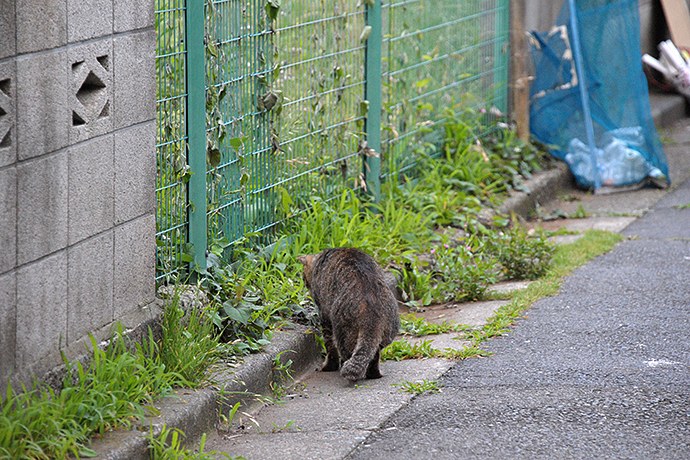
[298,248,399,382]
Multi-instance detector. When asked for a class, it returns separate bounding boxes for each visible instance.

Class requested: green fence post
[493,0,510,113]
[364,0,383,202]
[186,0,207,272]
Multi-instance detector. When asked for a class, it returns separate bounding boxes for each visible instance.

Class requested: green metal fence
[155,0,510,282]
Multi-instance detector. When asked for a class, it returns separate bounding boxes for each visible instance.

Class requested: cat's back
[312,247,385,289]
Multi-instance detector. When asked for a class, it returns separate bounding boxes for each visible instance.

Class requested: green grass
[148,425,242,460]
[570,203,589,218]
[466,230,623,346]
[381,339,491,362]
[399,314,468,337]
[1,333,178,459]
[393,379,441,395]
[381,230,622,367]
[0,298,225,459]
[381,339,438,361]
[159,290,224,387]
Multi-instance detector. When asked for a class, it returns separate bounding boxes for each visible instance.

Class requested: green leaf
[207,146,221,167]
[223,305,249,325]
[229,137,246,151]
[79,447,98,458]
[180,252,195,263]
[265,0,280,21]
[218,84,227,102]
[206,40,219,58]
[278,186,294,216]
[415,78,431,89]
[359,99,370,117]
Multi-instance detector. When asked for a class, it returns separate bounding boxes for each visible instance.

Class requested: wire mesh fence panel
[205,0,275,252]
[155,0,189,282]
[381,0,510,179]
[273,1,367,207]
[154,0,510,280]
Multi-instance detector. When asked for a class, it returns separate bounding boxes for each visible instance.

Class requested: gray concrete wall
[523,0,673,55]
[0,0,157,391]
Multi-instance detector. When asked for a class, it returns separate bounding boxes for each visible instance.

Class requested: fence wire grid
[155,0,510,282]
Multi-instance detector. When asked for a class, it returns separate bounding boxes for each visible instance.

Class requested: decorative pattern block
[0,77,13,165]
[69,40,113,142]
[0,60,16,167]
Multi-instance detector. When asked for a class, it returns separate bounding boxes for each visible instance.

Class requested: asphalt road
[347,178,690,459]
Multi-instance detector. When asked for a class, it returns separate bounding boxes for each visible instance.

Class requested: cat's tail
[340,326,382,382]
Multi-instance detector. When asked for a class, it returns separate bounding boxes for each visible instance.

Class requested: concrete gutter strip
[499,162,572,217]
[90,326,323,459]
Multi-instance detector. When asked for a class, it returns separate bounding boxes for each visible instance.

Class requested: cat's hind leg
[365,350,383,379]
[321,322,340,371]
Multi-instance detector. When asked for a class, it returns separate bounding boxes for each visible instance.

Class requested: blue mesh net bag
[529,0,669,190]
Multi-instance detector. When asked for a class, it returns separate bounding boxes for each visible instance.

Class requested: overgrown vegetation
[182,112,557,361]
[393,379,441,396]
[0,291,225,460]
[148,425,242,460]
[384,230,622,364]
[399,314,468,337]
[0,113,565,458]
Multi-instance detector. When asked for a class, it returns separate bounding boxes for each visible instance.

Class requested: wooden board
[660,0,690,50]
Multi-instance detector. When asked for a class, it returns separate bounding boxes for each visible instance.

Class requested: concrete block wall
[0,0,157,391]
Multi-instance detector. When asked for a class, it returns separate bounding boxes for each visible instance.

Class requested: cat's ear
[297,254,314,267]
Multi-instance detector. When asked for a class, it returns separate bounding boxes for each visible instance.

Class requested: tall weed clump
[0,330,180,459]
[0,294,225,459]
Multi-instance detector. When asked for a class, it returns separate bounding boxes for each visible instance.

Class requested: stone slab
[0,59,16,167]
[413,299,508,328]
[114,122,155,224]
[655,177,690,209]
[531,216,638,235]
[113,215,155,317]
[0,0,16,59]
[16,0,67,53]
[16,252,68,369]
[67,231,114,344]
[0,270,17,384]
[68,134,114,244]
[113,30,155,129]
[114,0,155,33]
[68,39,114,143]
[17,153,68,264]
[16,50,70,160]
[0,165,16,273]
[204,358,453,458]
[67,0,113,42]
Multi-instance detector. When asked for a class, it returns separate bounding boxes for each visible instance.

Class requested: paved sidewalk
[345,117,690,459]
[202,119,690,459]
[202,124,690,460]
[347,168,690,460]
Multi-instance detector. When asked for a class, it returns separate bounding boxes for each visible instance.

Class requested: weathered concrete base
[88,325,323,459]
[499,162,573,219]
[11,299,163,394]
[205,359,456,460]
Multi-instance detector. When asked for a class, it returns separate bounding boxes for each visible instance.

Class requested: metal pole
[186,0,207,272]
[364,0,383,202]
[567,0,601,190]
